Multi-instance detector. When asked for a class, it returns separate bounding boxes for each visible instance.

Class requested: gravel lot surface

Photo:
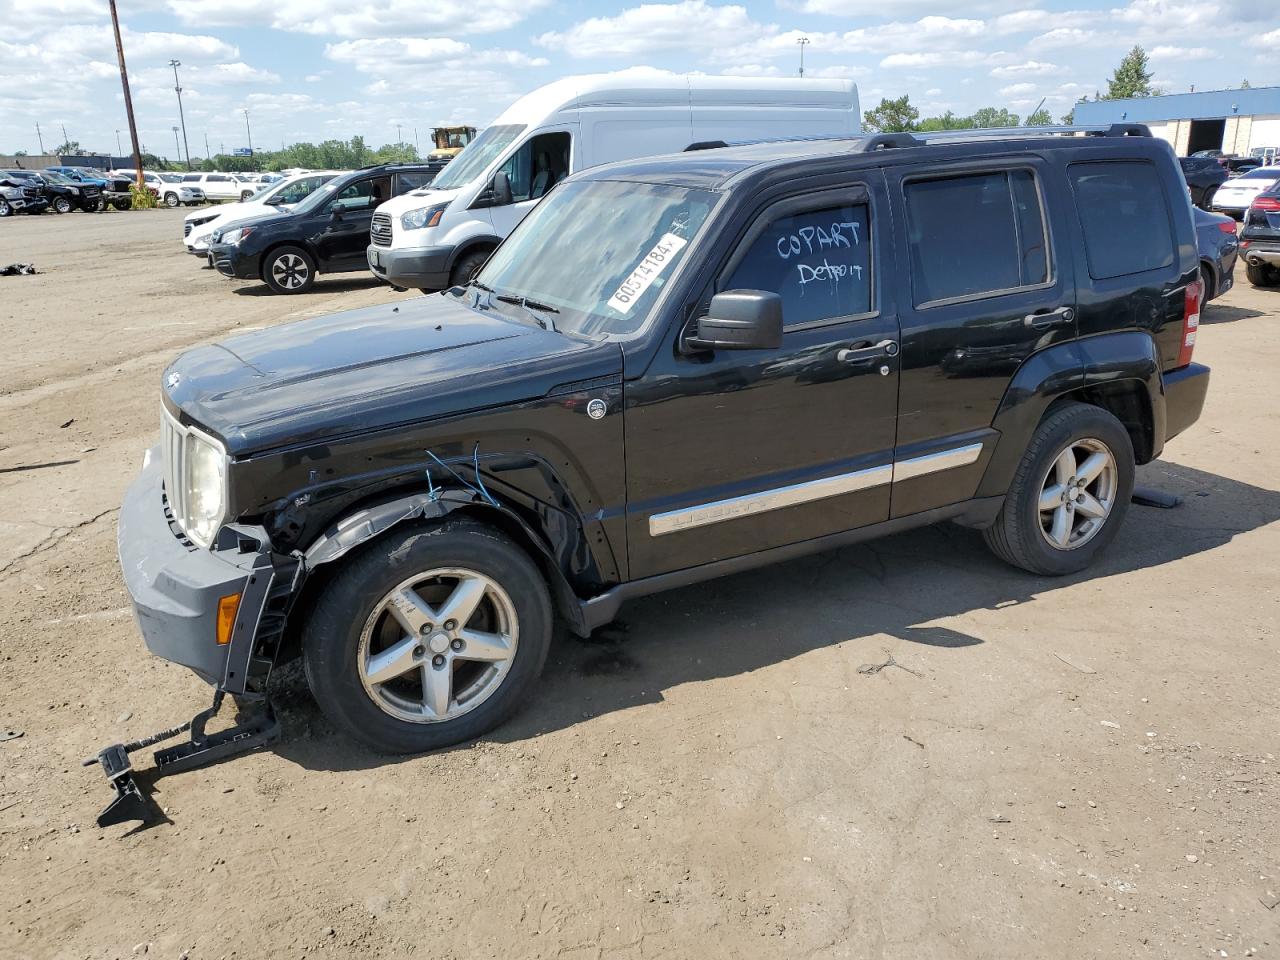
[1,208,1277,959]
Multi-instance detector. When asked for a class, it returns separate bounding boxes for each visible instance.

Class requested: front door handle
[1024,306,1075,329]
[837,339,899,363]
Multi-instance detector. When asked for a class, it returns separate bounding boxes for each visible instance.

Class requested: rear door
[886,155,1076,518]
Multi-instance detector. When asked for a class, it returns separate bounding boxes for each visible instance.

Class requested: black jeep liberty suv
[120,125,1209,755]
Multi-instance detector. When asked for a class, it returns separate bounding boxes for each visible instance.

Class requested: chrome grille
[371,212,393,247]
[160,406,189,538]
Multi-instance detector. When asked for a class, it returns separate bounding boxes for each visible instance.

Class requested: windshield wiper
[493,293,560,331]
[468,278,494,293]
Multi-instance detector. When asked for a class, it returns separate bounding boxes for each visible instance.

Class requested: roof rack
[849,122,1152,153]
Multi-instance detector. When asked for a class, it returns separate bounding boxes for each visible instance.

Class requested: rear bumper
[117,452,275,686]
[1163,362,1210,443]
[367,243,453,290]
[1242,242,1280,266]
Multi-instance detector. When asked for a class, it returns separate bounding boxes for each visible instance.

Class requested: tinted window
[183,174,201,182]
[327,177,389,212]
[395,171,433,193]
[1068,161,1174,279]
[906,170,1049,305]
[1238,167,1280,180]
[724,203,872,327]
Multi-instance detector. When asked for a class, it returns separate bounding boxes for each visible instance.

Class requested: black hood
[164,294,621,455]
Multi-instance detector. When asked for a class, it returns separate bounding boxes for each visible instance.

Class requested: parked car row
[0,165,140,216]
[1178,157,1279,214]
[1240,183,1280,287]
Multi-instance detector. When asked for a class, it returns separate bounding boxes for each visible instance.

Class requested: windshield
[430,124,525,190]
[290,179,342,215]
[1238,167,1280,180]
[475,179,720,338]
[265,174,333,205]
[42,171,72,183]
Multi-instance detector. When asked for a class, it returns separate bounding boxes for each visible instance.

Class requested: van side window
[724,203,873,328]
[1068,161,1174,279]
[905,169,1049,306]
[495,132,571,204]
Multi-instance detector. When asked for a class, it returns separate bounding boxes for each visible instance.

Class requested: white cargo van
[368,74,860,291]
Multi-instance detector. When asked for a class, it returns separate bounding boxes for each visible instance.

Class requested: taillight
[1178,279,1201,368]
[1217,220,1237,233]
[1251,196,1280,213]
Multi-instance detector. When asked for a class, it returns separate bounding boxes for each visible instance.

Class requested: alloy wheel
[357,568,519,724]
[271,253,310,290]
[1037,437,1118,551]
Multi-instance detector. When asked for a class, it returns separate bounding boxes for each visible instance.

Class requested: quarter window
[1068,161,1175,279]
[905,170,1049,306]
[724,202,873,328]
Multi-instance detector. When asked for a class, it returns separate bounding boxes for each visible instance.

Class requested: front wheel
[240,190,254,201]
[983,402,1135,576]
[449,248,491,289]
[0,199,12,217]
[53,196,72,214]
[163,191,180,208]
[303,519,553,753]
[262,245,316,294]
[112,197,131,211]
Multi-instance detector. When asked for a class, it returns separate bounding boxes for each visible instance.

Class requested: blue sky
[1,0,1275,159]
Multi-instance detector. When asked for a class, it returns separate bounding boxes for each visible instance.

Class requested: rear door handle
[1024,306,1075,329]
[837,339,899,363]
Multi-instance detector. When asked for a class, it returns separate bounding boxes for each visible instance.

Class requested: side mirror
[684,290,783,352]
[491,171,513,206]
[329,205,343,219]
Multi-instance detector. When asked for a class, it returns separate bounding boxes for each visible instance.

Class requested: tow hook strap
[81,689,280,828]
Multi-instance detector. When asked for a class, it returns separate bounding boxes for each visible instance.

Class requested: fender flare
[300,486,592,636]
[445,235,503,274]
[975,330,1165,499]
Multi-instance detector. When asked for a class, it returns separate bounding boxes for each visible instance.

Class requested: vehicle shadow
[272,458,1280,773]
[1201,301,1268,325]
[231,277,389,297]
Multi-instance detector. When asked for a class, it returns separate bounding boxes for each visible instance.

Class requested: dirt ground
[0,208,1277,960]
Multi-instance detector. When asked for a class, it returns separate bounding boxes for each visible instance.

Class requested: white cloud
[205,62,282,84]
[166,0,552,37]
[1247,28,1280,47]
[1150,45,1218,60]
[882,50,1002,68]
[1030,27,1096,48]
[991,59,1062,77]
[999,82,1038,95]
[536,1,761,57]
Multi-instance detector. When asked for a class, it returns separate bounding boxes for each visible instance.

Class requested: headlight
[401,202,448,230]
[221,226,255,245]
[176,427,227,548]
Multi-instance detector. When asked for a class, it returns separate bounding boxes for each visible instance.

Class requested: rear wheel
[1246,262,1278,287]
[262,245,316,294]
[449,248,492,289]
[52,196,72,214]
[112,197,131,211]
[1199,185,1217,210]
[1199,263,1215,305]
[0,199,11,217]
[303,519,553,753]
[163,191,180,208]
[983,402,1135,576]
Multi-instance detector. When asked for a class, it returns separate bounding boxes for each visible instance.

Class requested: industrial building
[1076,85,1280,161]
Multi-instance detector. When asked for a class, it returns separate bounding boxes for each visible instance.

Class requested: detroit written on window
[725,203,873,328]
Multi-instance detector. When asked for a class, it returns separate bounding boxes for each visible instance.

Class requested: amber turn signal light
[216,593,242,645]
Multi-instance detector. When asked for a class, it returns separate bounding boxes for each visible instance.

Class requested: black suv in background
[1180,155,1228,209]
[3,169,103,213]
[116,125,1208,757]
[206,163,435,294]
[1240,184,1280,286]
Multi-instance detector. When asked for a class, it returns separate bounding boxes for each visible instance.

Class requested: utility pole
[414,127,419,153]
[35,122,44,154]
[242,108,253,155]
[172,126,182,164]
[204,132,210,159]
[61,123,69,148]
[396,123,402,143]
[797,37,810,77]
[169,59,191,170]
[108,0,145,185]
[115,129,123,155]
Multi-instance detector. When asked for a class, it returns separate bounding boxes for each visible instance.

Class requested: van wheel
[303,519,553,753]
[163,191,180,208]
[449,248,491,288]
[983,402,1134,576]
[1246,262,1277,287]
[262,245,316,294]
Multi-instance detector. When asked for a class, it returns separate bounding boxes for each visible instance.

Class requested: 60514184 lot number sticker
[607,233,688,314]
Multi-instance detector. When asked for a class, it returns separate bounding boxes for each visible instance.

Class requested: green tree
[54,140,83,155]
[372,141,420,164]
[917,110,971,131]
[1025,107,1053,126]
[863,95,919,133]
[970,106,1020,128]
[1105,46,1157,99]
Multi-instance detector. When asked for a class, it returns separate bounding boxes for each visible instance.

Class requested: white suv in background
[180,172,245,202]
[113,170,206,207]
[183,171,341,255]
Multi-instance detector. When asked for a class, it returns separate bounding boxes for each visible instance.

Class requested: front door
[624,178,901,580]
[485,131,573,237]
[316,175,389,270]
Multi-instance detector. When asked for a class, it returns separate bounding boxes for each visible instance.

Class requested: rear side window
[724,202,873,328]
[905,170,1049,306]
[1068,161,1174,279]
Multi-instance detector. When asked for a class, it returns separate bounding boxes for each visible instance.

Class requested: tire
[449,248,491,289]
[240,190,254,201]
[0,199,11,217]
[1199,263,1215,305]
[112,197,131,211]
[1246,262,1277,287]
[1199,185,1217,210]
[53,196,72,214]
[303,518,553,753]
[983,402,1135,576]
[163,191,180,208]
[261,245,316,294]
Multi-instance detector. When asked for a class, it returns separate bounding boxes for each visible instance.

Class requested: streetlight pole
[173,126,181,165]
[35,122,44,154]
[115,129,123,156]
[168,59,192,170]
[797,37,810,77]
[396,123,402,143]
[243,108,253,155]
[107,0,145,186]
